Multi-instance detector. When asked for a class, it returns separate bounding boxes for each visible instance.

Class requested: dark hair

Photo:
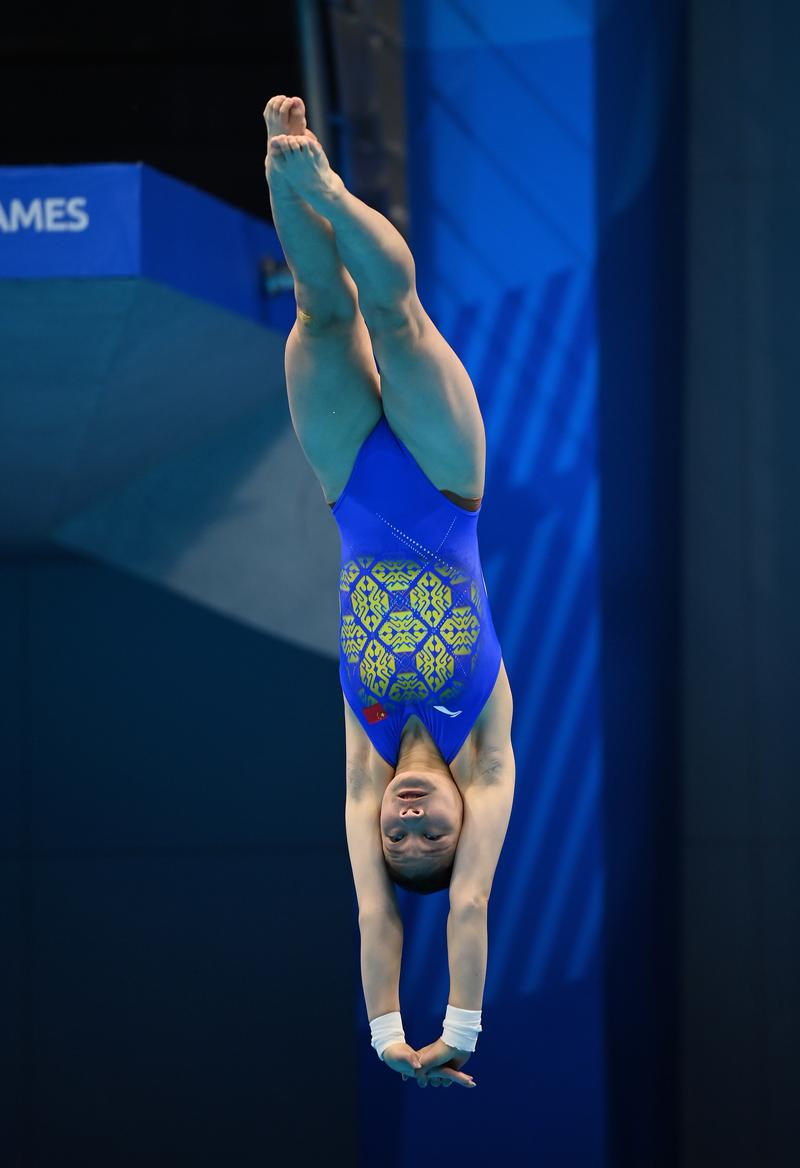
[384,856,454,895]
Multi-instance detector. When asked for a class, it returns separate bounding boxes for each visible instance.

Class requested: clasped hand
[382,1038,476,1088]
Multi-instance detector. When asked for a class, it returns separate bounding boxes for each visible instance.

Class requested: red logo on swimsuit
[363,702,388,724]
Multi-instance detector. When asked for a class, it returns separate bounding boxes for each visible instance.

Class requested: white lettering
[66,196,89,231]
[0,195,90,232]
[10,198,44,231]
[44,197,67,230]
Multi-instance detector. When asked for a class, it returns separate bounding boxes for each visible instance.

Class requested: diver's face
[380,771,464,876]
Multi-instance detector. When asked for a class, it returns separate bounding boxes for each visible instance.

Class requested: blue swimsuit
[331,413,502,768]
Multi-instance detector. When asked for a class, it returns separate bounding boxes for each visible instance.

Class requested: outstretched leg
[267,131,417,330]
[264,97,382,504]
[268,131,486,502]
[264,95,359,326]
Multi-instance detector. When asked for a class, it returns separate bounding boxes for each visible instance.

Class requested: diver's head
[380,770,464,895]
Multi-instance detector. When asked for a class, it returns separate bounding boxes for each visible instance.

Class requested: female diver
[263,96,515,1090]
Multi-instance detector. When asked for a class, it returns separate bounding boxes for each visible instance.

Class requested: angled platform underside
[0,164,338,658]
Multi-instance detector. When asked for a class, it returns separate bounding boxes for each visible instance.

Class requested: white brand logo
[433,705,462,718]
[0,197,89,233]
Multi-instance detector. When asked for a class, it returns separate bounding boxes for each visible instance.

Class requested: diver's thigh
[367,295,485,498]
[284,312,383,501]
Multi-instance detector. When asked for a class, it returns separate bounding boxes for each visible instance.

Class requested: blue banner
[0,164,141,278]
[0,163,287,330]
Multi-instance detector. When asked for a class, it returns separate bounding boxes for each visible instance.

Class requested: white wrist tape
[441,1003,482,1052]
[369,1011,406,1061]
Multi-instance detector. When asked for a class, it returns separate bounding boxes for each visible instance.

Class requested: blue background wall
[0,555,358,1166]
[594,3,684,1165]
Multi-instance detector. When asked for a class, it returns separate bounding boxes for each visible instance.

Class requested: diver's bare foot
[263,94,316,142]
[267,133,344,213]
[263,95,320,187]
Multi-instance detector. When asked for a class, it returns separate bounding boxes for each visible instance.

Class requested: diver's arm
[345,776,404,1019]
[341,691,406,1022]
[449,659,515,906]
[445,899,489,1010]
[410,903,486,1079]
[444,740,515,1010]
[448,740,516,904]
[358,904,404,1020]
